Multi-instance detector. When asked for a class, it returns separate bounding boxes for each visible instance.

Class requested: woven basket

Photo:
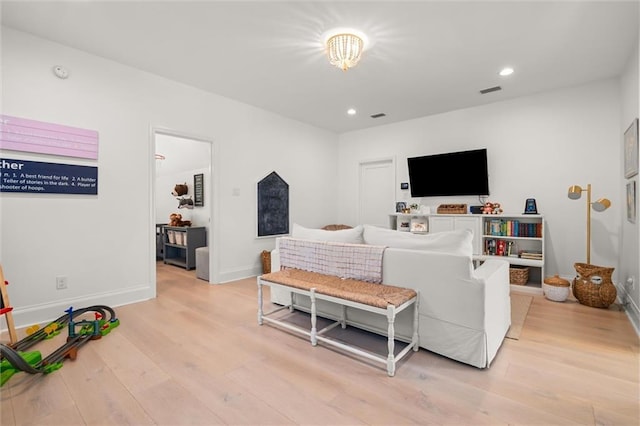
[437,204,467,214]
[321,224,353,231]
[509,266,529,285]
[572,263,616,308]
[261,250,271,274]
[543,275,570,302]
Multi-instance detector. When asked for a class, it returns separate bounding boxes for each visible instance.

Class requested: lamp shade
[567,183,611,264]
[592,198,611,212]
[567,185,583,199]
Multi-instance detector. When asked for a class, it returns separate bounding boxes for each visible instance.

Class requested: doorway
[358,157,396,227]
[151,128,219,289]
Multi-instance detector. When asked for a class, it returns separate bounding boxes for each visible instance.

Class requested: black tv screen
[407,148,489,197]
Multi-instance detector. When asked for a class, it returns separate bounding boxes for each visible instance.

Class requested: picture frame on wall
[193,173,204,207]
[627,180,636,224]
[624,118,638,178]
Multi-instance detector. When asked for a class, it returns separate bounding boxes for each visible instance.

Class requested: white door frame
[150,126,221,289]
[358,156,396,225]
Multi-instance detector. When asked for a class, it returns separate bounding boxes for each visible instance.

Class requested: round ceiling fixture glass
[347,108,357,115]
[499,67,514,76]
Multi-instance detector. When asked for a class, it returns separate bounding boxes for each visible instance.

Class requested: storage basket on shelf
[261,250,271,274]
[572,262,616,308]
[436,204,467,214]
[509,266,529,285]
[543,275,570,302]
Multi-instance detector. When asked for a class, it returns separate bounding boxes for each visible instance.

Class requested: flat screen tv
[407,148,489,197]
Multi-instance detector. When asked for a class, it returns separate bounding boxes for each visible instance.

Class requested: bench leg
[340,305,347,329]
[310,288,318,346]
[386,305,396,377]
[257,277,263,326]
[413,293,420,352]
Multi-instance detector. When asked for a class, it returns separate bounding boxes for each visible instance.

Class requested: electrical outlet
[56,275,68,290]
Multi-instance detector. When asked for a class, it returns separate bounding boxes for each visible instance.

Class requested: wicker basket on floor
[510,266,529,285]
[261,250,271,274]
[572,262,616,308]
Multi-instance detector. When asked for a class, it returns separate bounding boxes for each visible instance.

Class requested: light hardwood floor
[1,262,639,425]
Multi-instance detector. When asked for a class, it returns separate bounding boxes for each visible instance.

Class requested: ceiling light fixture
[347,108,357,116]
[326,30,366,71]
[499,67,514,76]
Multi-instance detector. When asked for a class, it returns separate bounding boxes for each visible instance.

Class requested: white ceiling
[1,1,638,133]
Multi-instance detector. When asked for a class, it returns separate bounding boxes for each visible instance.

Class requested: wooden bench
[257,268,419,377]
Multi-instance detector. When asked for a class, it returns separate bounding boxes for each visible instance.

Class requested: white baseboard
[1,285,153,332]
[619,287,640,337]
[614,281,640,337]
[218,266,261,283]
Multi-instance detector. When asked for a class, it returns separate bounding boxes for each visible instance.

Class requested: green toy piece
[0,351,42,386]
[0,305,120,386]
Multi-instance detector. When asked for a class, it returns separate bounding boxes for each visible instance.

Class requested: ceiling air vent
[370,113,386,118]
[480,86,502,94]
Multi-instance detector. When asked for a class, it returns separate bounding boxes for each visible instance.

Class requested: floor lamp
[567,184,611,264]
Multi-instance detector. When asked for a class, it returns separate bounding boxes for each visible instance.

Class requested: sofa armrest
[268,249,292,305]
[270,249,281,272]
[474,258,511,363]
[473,258,509,282]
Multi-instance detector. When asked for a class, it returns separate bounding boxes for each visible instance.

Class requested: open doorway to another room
[153,131,214,285]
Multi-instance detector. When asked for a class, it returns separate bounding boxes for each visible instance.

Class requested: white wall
[0,28,338,328]
[619,40,639,332]
[337,80,622,281]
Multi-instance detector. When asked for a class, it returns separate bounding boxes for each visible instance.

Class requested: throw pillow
[291,223,364,244]
[362,224,472,256]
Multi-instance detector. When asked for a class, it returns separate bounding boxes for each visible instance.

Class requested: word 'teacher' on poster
[0,114,99,160]
[1,158,98,195]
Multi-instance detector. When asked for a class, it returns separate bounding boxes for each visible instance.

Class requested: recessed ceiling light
[347,108,357,116]
[499,67,514,76]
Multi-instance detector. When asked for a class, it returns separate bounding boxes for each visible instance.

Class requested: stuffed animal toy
[482,202,503,215]
[172,183,188,196]
[169,213,192,227]
[177,196,194,209]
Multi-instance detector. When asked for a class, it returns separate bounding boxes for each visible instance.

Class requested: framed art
[627,180,636,224]
[624,118,638,178]
[193,173,204,207]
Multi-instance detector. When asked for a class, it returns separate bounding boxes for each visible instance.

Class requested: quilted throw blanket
[278,237,386,283]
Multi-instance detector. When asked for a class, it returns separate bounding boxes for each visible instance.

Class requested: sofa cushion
[363,225,473,257]
[292,223,364,244]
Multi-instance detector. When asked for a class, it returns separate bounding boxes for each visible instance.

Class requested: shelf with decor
[389,213,483,255]
[478,214,545,293]
[163,226,207,270]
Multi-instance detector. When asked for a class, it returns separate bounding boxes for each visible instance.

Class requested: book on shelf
[484,219,543,238]
[519,250,543,260]
[483,239,517,257]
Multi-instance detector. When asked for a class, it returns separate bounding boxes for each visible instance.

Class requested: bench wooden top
[260,268,417,309]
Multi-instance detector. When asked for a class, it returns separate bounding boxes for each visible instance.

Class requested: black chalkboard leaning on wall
[257,171,289,237]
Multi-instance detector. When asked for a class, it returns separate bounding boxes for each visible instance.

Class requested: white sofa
[269,224,511,368]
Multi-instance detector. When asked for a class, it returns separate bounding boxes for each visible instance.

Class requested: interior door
[359,158,395,227]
